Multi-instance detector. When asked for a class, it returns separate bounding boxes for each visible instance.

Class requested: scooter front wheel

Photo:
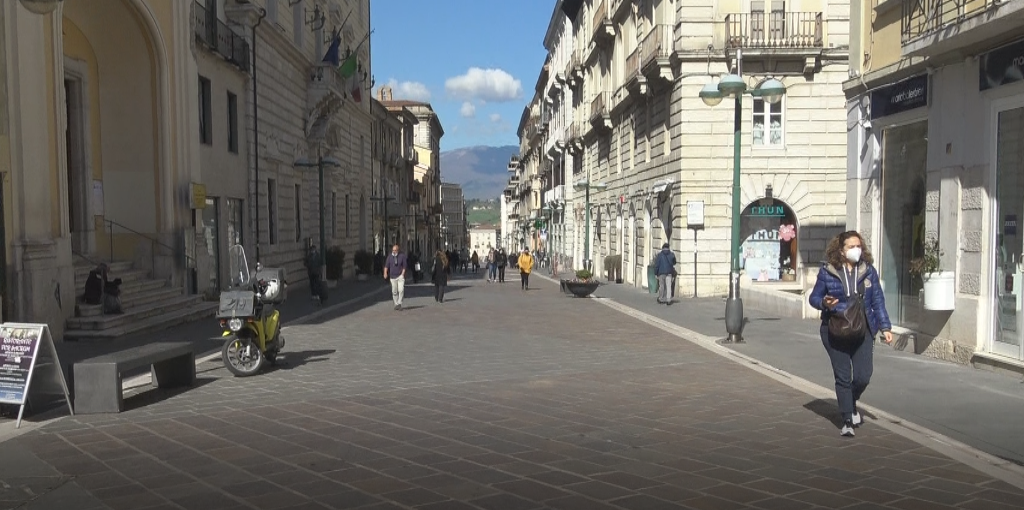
[222,336,265,377]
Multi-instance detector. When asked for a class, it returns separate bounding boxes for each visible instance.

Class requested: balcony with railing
[591,0,615,46]
[901,0,1024,56]
[589,92,612,131]
[568,50,583,86]
[725,11,823,51]
[625,46,644,93]
[611,0,632,21]
[193,2,250,72]
[641,24,674,82]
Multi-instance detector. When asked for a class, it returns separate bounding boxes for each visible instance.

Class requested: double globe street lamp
[698,49,785,343]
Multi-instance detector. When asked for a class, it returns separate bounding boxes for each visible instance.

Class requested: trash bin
[647,265,658,294]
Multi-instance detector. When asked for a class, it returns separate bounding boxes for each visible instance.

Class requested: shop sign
[980,38,1024,91]
[870,74,928,119]
[744,204,786,218]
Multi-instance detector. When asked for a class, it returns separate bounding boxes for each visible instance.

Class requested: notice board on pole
[0,324,73,428]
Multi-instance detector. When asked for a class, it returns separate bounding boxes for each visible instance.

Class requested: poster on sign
[0,324,73,428]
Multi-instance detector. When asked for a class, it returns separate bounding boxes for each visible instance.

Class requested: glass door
[993,105,1024,360]
[879,120,928,328]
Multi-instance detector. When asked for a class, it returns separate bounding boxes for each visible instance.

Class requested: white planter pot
[922,270,955,311]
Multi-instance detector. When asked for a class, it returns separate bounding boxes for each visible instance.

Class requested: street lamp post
[294,148,342,293]
[698,48,786,343]
[573,178,608,273]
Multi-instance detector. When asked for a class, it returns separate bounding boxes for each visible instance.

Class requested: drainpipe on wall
[252,7,266,263]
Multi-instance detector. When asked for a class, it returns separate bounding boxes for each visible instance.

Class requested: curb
[0,284,390,443]
[567,282,1024,491]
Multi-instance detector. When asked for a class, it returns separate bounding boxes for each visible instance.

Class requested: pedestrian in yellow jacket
[518,249,534,290]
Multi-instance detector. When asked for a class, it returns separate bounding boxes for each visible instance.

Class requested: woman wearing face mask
[809,230,893,437]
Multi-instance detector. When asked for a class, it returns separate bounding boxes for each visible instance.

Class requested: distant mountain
[440,145,518,200]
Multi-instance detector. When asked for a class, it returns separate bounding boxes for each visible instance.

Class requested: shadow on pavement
[272,349,336,371]
[803,398,843,428]
[123,377,217,412]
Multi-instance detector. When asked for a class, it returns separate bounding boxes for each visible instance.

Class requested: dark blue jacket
[808,262,892,335]
[654,249,676,276]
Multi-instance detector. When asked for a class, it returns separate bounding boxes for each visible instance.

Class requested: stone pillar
[4,4,75,335]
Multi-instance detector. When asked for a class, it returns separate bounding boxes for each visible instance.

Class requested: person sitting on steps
[83,263,123,314]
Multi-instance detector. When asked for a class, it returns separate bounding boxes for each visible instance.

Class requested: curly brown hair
[825,230,874,268]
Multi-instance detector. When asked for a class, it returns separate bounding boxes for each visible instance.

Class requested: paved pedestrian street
[2,275,1024,510]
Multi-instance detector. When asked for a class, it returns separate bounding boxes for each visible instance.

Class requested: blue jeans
[820,324,874,422]
[488,264,497,280]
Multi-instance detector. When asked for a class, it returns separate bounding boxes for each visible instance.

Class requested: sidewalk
[0,278,391,429]
[578,277,1024,467]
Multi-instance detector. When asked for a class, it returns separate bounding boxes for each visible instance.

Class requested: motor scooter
[217,245,287,376]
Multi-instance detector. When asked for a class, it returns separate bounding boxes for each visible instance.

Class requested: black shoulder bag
[828,267,868,342]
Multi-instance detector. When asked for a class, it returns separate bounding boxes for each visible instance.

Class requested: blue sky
[370,1,554,150]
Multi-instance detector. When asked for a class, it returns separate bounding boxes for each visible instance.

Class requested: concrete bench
[72,342,195,414]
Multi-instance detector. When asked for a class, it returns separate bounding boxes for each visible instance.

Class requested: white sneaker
[852,412,863,427]
[841,421,855,437]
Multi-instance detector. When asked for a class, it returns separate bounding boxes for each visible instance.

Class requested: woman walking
[809,230,893,437]
[431,250,449,303]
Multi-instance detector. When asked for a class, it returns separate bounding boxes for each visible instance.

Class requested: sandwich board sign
[0,323,73,427]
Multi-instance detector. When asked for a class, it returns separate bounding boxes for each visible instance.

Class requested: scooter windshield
[228,244,251,289]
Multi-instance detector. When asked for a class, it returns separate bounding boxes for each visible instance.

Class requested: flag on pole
[339,53,357,78]
[322,30,341,66]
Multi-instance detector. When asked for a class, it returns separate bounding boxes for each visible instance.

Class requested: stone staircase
[66,259,218,340]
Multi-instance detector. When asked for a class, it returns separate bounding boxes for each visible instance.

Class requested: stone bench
[72,342,195,414]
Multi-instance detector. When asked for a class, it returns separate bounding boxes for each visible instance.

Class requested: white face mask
[845,247,862,264]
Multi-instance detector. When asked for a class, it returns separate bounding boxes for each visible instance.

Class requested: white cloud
[445,68,523,102]
[460,102,476,118]
[386,78,431,101]
[489,113,502,123]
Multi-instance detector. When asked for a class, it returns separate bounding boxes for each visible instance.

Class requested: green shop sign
[744,204,785,218]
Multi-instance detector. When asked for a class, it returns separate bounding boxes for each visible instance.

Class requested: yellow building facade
[844,0,1024,372]
[2,0,205,338]
[1,0,375,340]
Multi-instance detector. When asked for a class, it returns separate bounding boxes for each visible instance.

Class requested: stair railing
[104,219,194,285]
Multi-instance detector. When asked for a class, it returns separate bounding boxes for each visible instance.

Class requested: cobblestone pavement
[2,273,1024,509]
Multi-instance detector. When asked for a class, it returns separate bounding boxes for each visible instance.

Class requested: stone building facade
[511,0,851,301]
[378,89,445,258]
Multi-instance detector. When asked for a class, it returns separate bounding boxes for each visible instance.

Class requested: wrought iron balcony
[902,0,1006,45]
[725,11,823,49]
[193,2,250,72]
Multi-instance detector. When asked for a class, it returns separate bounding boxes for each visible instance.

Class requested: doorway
[63,74,92,255]
[992,104,1024,361]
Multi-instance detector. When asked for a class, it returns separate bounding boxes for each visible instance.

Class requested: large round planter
[564,281,599,298]
[922,270,955,311]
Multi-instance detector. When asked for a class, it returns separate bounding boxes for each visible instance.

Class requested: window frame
[227,91,238,154]
[199,75,212,145]
[752,96,785,148]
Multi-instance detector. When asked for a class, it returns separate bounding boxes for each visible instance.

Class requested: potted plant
[353,250,373,281]
[562,269,600,298]
[909,238,955,311]
[325,246,345,282]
